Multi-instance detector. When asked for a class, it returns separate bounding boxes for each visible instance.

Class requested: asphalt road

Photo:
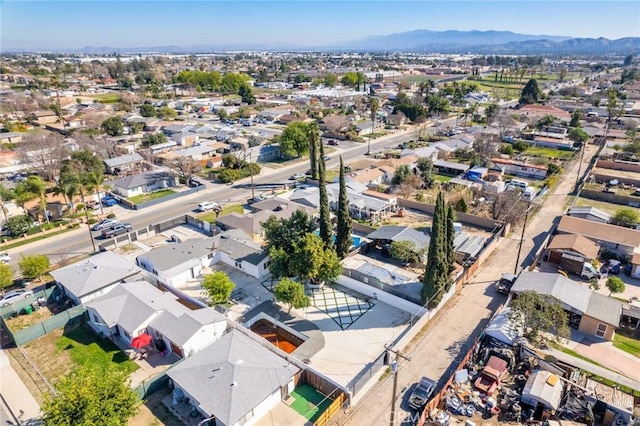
[7,121,459,267]
[329,143,600,425]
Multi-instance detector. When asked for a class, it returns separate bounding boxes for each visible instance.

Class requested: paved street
[331,145,600,425]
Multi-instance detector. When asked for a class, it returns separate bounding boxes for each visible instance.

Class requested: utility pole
[385,344,411,426]
[514,203,532,275]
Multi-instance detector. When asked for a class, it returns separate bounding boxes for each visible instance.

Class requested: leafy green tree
[238,83,256,104]
[85,171,107,215]
[520,78,541,105]
[101,115,124,136]
[546,163,562,176]
[536,115,555,129]
[157,106,178,120]
[279,121,310,158]
[138,103,156,117]
[335,156,353,259]
[263,210,315,277]
[624,54,633,66]
[23,175,49,224]
[5,215,31,237]
[19,254,50,281]
[392,164,412,185]
[323,73,338,87]
[202,272,235,304]
[415,158,435,189]
[484,103,499,124]
[141,133,168,147]
[292,233,342,284]
[0,264,14,293]
[341,72,359,88]
[221,73,251,93]
[390,240,421,264]
[613,208,639,227]
[513,141,528,153]
[570,110,583,127]
[273,278,309,313]
[0,184,15,224]
[42,365,139,426]
[568,127,589,147]
[606,276,626,296]
[454,198,468,213]
[425,93,450,117]
[606,89,625,129]
[61,150,104,176]
[509,290,569,340]
[318,142,332,247]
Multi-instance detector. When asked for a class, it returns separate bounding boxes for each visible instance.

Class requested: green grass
[574,197,640,216]
[435,175,452,183]
[547,341,604,368]
[88,93,121,103]
[613,333,640,358]
[128,189,177,205]
[55,322,139,374]
[198,204,244,223]
[524,146,576,160]
[289,384,333,423]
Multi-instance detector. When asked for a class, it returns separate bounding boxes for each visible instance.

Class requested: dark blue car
[101,196,118,207]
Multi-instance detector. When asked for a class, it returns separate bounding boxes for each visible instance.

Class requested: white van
[522,187,537,201]
[507,179,528,191]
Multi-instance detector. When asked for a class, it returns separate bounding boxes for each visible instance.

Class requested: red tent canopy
[131,333,152,349]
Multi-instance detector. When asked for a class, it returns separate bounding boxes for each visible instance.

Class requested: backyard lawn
[613,332,640,358]
[88,93,121,103]
[198,204,244,223]
[288,384,333,423]
[129,189,177,205]
[524,146,576,161]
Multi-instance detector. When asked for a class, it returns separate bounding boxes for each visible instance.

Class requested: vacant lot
[129,387,182,426]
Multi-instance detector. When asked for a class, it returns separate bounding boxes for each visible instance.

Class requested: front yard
[129,189,177,205]
[197,203,244,223]
[613,332,640,358]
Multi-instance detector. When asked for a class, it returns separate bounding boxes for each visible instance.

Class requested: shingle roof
[136,238,214,272]
[50,251,141,299]
[547,234,601,260]
[103,153,144,168]
[106,171,174,190]
[366,226,431,250]
[567,206,611,222]
[511,272,621,326]
[215,234,268,265]
[557,216,640,249]
[167,329,300,425]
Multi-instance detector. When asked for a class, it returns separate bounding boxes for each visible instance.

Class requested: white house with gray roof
[51,251,143,305]
[87,281,227,358]
[136,238,215,287]
[166,328,300,426]
[106,171,176,198]
[103,153,144,175]
[213,230,270,279]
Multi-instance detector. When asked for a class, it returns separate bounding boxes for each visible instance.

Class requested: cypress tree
[335,156,352,259]
[422,191,447,307]
[307,123,320,180]
[318,141,332,247]
[445,203,456,281]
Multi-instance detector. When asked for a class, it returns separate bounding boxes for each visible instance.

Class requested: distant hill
[335,30,640,54]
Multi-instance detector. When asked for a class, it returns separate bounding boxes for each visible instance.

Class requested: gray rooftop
[366,226,430,250]
[50,251,141,299]
[136,238,214,272]
[567,206,611,222]
[103,153,144,168]
[106,171,174,190]
[511,272,621,326]
[167,329,300,425]
[215,233,268,265]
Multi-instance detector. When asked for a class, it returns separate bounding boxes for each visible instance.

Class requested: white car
[290,173,306,180]
[196,201,219,212]
[0,252,10,263]
[1,289,34,307]
[92,218,119,231]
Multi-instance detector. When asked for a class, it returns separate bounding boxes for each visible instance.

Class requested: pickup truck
[407,376,436,410]
[494,273,517,295]
[474,356,508,396]
[101,223,132,238]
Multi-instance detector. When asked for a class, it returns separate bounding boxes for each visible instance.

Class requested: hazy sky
[2,1,639,50]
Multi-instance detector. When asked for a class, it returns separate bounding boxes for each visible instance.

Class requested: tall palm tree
[85,171,106,216]
[0,184,15,224]
[367,97,379,155]
[24,176,50,224]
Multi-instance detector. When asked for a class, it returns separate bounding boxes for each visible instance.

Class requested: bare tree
[495,109,515,139]
[414,123,429,142]
[397,175,422,199]
[473,133,499,164]
[18,132,68,182]
[169,156,199,184]
[490,190,528,224]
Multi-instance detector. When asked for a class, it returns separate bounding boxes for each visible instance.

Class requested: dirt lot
[129,387,182,426]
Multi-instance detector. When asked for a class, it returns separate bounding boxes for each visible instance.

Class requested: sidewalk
[0,349,41,422]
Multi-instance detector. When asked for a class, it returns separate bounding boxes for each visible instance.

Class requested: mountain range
[10,30,640,54]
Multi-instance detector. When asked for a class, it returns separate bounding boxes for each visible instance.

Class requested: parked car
[290,173,306,180]
[407,376,436,410]
[474,356,508,396]
[85,200,100,210]
[1,289,34,307]
[101,196,118,207]
[196,201,219,212]
[327,140,339,146]
[494,273,517,295]
[91,218,119,231]
[0,252,11,263]
[602,259,621,275]
[101,223,133,238]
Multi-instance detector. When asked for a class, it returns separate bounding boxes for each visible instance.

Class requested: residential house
[163,124,194,136]
[366,225,430,252]
[519,104,571,122]
[278,114,306,125]
[103,153,145,175]
[32,110,58,125]
[136,238,215,287]
[433,160,471,177]
[87,280,227,358]
[556,215,640,259]
[170,131,199,147]
[0,132,24,144]
[385,112,406,127]
[489,158,547,180]
[106,171,176,198]
[212,230,270,279]
[510,271,622,341]
[346,168,386,188]
[567,206,611,224]
[546,234,601,264]
[51,251,143,305]
[166,329,300,426]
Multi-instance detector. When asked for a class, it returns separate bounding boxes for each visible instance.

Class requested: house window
[595,323,607,338]
[92,313,100,324]
[207,253,213,259]
[235,261,242,269]
[152,269,158,275]
[363,277,368,283]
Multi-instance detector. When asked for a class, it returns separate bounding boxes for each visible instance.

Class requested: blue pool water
[313,231,361,248]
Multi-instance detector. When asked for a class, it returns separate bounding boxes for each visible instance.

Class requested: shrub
[106,213,116,219]
[87,218,98,225]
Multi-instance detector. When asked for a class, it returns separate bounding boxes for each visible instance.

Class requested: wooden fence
[313,393,346,426]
